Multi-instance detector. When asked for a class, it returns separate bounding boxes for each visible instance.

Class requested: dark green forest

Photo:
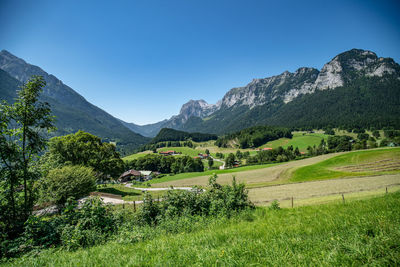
[215,125,292,148]
[151,128,217,143]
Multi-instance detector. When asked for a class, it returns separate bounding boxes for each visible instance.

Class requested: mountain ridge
[0,50,150,155]
[129,48,400,135]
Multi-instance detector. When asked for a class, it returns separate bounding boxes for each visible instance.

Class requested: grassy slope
[148,162,282,184]
[292,147,400,182]
[8,192,400,266]
[260,131,330,152]
[122,151,153,161]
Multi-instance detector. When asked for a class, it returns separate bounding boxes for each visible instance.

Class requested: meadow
[291,147,400,182]
[6,192,400,266]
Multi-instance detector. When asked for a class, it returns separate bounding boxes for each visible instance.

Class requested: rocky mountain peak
[179,99,219,120]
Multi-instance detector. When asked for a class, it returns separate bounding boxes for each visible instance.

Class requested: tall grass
[7,192,400,266]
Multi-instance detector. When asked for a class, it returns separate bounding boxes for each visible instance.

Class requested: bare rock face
[313,56,344,90]
[179,99,220,120]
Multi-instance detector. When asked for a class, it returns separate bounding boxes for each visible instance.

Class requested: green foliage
[207,157,214,169]
[247,146,300,165]
[225,153,236,168]
[38,165,97,206]
[151,128,217,143]
[0,75,54,247]
[135,140,194,153]
[269,200,281,210]
[8,192,400,266]
[136,174,253,225]
[126,154,204,174]
[44,131,125,180]
[215,125,292,149]
[327,135,353,152]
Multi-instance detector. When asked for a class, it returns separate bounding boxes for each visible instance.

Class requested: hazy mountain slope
[119,119,168,137]
[0,50,150,154]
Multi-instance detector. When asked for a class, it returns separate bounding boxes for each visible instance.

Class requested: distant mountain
[119,119,168,138]
[138,49,400,134]
[0,50,150,155]
[120,99,220,137]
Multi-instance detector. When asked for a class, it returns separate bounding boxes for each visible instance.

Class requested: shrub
[269,200,281,210]
[38,165,97,207]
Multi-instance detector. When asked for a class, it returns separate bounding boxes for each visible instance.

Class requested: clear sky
[0,0,399,125]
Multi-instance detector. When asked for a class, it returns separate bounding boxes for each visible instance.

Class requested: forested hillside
[0,51,150,155]
[151,128,217,143]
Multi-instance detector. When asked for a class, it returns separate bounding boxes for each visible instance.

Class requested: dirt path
[154,152,345,187]
[248,174,400,205]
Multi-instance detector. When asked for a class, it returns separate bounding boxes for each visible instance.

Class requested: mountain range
[1,48,399,151]
[128,49,400,136]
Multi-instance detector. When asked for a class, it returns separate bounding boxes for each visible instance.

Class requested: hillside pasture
[8,192,400,266]
[122,150,153,161]
[291,147,400,182]
[259,131,330,152]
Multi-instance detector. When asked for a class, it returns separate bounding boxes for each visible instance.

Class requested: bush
[269,200,281,210]
[38,165,97,207]
[135,174,254,225]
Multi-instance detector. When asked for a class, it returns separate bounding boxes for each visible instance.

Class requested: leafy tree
[236,150,243,159]
[324,128,335,135]
[44,131,124,180]
[372,130,380,139]
[38,165,96,207]
[207,157,214,169]
[225,153,236,168]
[205,149,210,155]
[0,76,54,221]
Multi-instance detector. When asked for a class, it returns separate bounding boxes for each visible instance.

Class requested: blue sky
[0,0,399,125]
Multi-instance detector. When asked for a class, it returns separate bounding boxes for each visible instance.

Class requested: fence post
[123,203,125,209]
[291,197,294,208]
[134,201,136,212]
[386,187,388,194]
[342,194,345,204]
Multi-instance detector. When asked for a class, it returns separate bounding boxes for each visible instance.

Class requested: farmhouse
[197,153,209,159]
[263,147,273,151]
[159,150,177,156]
[119,169,141,182]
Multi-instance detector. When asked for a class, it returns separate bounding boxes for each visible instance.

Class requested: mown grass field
[148,162,283,185]
[7,192,400,266]
[292,147,400,182]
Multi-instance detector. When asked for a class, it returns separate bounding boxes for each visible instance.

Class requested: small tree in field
[207,157,214,169]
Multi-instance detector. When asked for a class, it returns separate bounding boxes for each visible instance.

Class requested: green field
[122,151,153,161]
[292,147,400,182]
[7,192,400,266]
[260,131,330,152]
[148,162,282,185]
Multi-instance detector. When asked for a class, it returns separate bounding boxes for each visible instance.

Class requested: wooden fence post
[291,197,294,208]
[123,203,125,209]
[134,201,136,212]
[342,194,345,204]
[386,187,388,194]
